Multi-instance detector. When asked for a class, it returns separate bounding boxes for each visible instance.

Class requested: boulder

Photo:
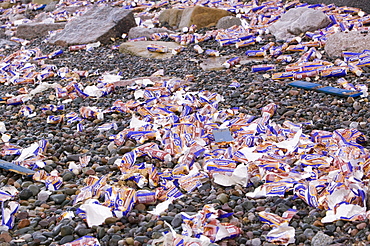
[32,0,57,4]
[16,23,66,39]
[302,0,370,14]
[127,27,173,40]
[325,31,370,57]
[178,6,232,29]
[159,6,232,30]
[216,16,242,30]
[268,7,330,40]
[0,39,20,48]
[0,1,14,9]
[158,9,184,29]
[119,41,183,59]
[48,6,136,46]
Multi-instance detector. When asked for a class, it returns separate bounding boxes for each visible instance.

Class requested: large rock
[16,23,66,39]
[48,6,136,46]
[159,6,232,30]
[119,41,183,59]
[127,27,173,40]
[158,9,184,29]
[268,7,330,40]
[302,0,370,14]
[178,6,232,29]
[32,0,56,4]
[216,16,242,30]
[325,31,370,57]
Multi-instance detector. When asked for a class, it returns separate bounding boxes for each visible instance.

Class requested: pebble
[217,193,229,204]
[60,225,74,236]
[0,232,12,243]
[19,189,33,200]
[17,219,30,229]
[59,235,74,244]
[28,185,40,196]
[251,238,261,246]
[311,231,334,246]
[50,194,66,204]
[356,222,367,230]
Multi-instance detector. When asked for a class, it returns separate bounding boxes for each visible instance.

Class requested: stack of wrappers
[0,0,370,245]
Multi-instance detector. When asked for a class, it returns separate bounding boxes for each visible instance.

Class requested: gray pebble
[37,190,51,202]
[134,235,149,243]
[59,235,74,245]
[171,213,183,228]
[28,185,40,196]
[251,238,261,246]
[62,171,75,181]
[50,194,66,205]
[304,228,315,238]
[60,225,74,236]
[311,231,334,246]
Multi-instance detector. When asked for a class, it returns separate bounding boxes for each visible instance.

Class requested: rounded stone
[60,225,74,236]
[28,185,40,196]
[59,235,74,245]
[126,237,134,245]
[50,194,66,204]
[216,193,229,204]
[19,189,33,200]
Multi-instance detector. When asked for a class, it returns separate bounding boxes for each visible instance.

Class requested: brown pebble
[313,220,324,227]
[350,228,359,237]
[85,169,95,176]
[16,211,28,220]
[135,203,146,211]
[104,217,118,225]
[41,203,50,209]
[101,157,108,164]
[261,224,270,231]
[111,225,120,232]
[0,232,12,242]
[347,97,355,103]
[356,222,367,230]
[125,237,134,245]
[156,220,164,225]
[289,89,300,96]
[7,178,15,186]
[255,206,265,212]
[367,233,370,241]
[17,219,30,229]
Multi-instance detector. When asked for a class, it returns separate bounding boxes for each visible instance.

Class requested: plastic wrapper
[266,224,295,245]
[78,199,112,227]
[181,204,241,243]
[1,201,19,229]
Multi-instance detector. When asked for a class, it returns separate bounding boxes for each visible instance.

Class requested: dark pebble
[50,194,66,204]
[59,235,74,244]
[19,188,33,200]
